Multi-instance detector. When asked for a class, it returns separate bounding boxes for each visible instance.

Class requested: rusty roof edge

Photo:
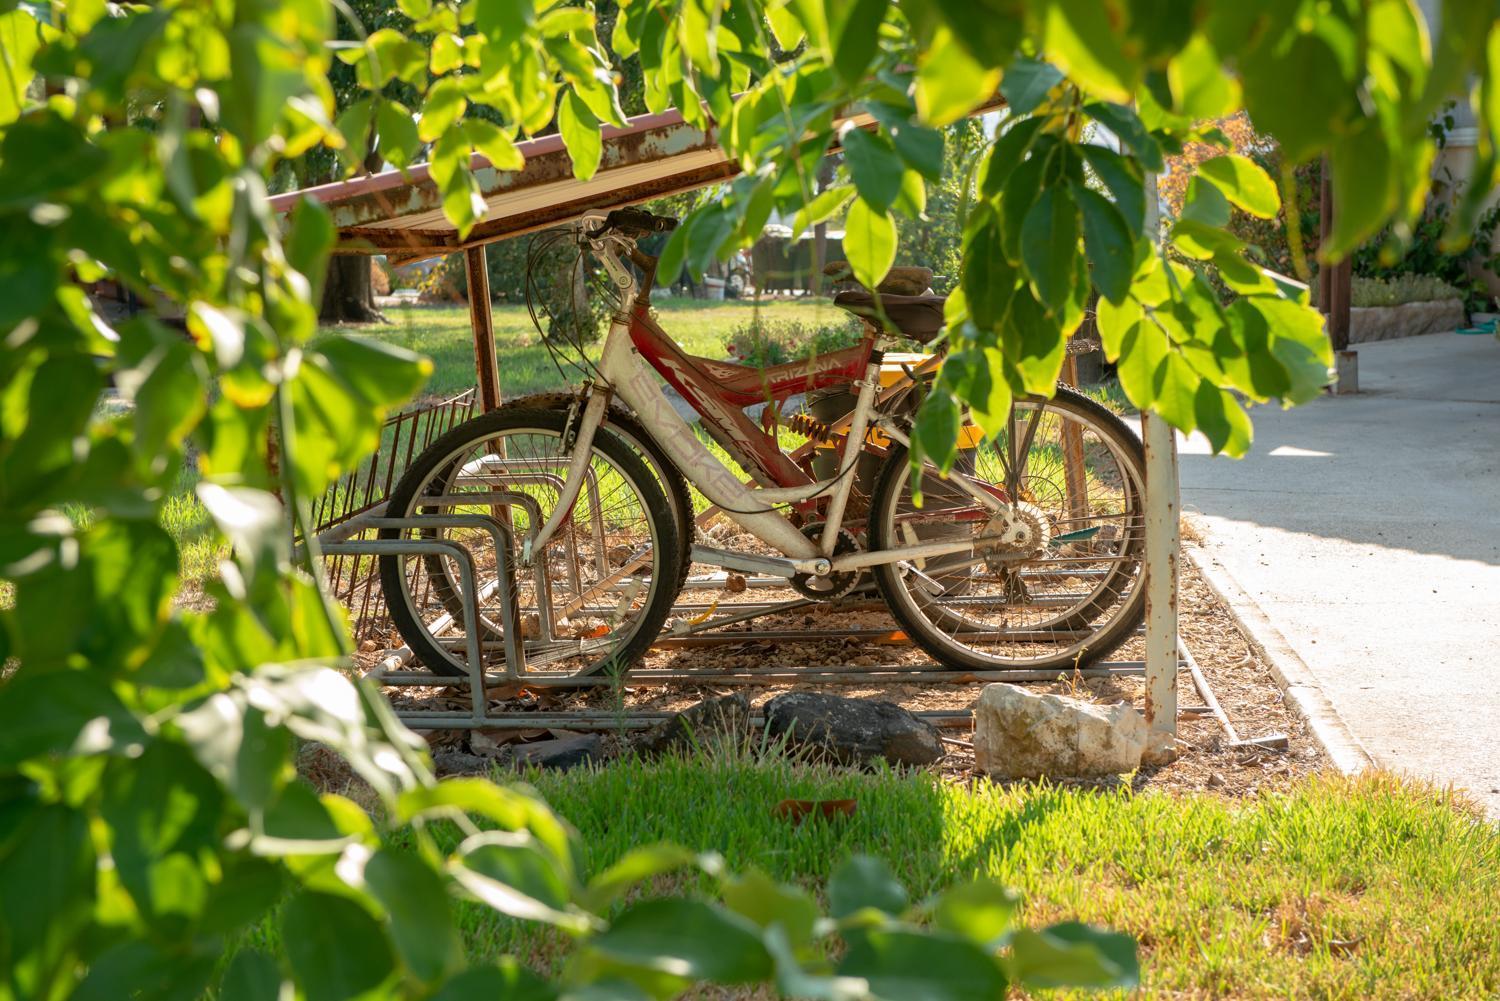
[266,107,695,214]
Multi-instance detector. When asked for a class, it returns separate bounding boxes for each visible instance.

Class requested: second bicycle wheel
[378,407,680,680]
[868,387,1146,672]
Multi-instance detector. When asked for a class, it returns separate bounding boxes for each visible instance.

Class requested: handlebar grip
[602,207,678,234]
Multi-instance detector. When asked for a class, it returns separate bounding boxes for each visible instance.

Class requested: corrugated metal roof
[270,101,1001,263]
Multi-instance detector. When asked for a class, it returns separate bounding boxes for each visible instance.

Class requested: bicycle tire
[378,408,681,679]
[868,385,1147,672]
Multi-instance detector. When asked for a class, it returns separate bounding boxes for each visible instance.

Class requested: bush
[724,316,865,367]
[1311,274,1465,309]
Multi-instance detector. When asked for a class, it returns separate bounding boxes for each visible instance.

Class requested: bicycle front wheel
[378,408,680,680]
[869,387,1146,672]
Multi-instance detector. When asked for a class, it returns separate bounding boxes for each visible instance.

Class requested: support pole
[466,244,501,412]
[1319,158,1357,393]
[1141,168,1178,764]
[1141,411,1180,764]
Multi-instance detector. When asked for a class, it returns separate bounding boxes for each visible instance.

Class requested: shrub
[724,317,865,367]
[1311,274,1465,309]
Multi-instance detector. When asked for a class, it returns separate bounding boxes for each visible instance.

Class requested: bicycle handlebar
[598,207,678,236]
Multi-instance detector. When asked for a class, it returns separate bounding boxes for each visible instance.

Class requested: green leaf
[840,928,1008,1000]
[1078,143,1146,237]
[1113,315,1167,411]
[831,0,888,83]
[364,849,463,984]
[466,119,525,171]
[1196,155,1280,219]
[914,386,962,475]
[475,0,534,44]
[884,120,945,181]
[1075,185,1134,304]
[1323,123,1395,258]
[979,117,1044,198]
[915,24,1002,127]
[998,140,1052,259]
[196,484,286,586]
[430,961,557,1001]
[792,185,856,239]
[722,869,821,948]
[584,844,702,911]
[1020,185,1079,314]
[1249,296,1335,403]
[429,131,487,238]
[218,950,285,1001]
[841,128,904,213]
[933,880,1021,947]
[1083,102,1164,172]
[419,77,468,144]
[0,10,41,126]
[1040,0,1139,103]
[941,341,1012,442]
[587,899,774,984]
[285,197,337,300]
[398,779,576,877]
[334,96,373,173]
[1167,34,1238,119]
[0,671,147,767]
[377,100,421,168]
[0,803,95,956]
[961,206,1018,330]
[453,831,589,931]
[559,89,603,181]
[843,197,897,289]
[1193,381,1253,457]
[1239,29,1354,163]
[1008,921,1140,990]
[281,891,396,1001]
[828,855,907,919]
[1000,57,1063,115]
[1180,176,1231,227]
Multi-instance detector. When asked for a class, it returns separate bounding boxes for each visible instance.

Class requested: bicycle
[378,208,1146,681]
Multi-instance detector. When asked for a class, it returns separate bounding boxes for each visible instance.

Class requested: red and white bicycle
[379,208,1146,681]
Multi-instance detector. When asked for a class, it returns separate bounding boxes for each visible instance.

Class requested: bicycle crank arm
[689,545,830,579]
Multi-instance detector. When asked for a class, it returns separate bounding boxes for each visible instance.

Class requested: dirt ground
[365,557,1326,797]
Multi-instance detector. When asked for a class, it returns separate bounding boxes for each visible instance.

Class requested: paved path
[1177,332,1500,816]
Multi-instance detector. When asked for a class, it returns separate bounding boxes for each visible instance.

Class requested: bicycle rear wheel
[869,387,1146,672]
[378,408,680,680]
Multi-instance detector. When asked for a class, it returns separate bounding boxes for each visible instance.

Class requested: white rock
[972,683,1146,779]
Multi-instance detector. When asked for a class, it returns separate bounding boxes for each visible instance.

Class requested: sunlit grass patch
[451,757,1499,999]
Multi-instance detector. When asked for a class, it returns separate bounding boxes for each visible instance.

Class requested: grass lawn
[440,755,1499,999]
[339,296,858,401]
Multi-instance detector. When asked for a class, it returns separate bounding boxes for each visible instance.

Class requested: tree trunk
[809,159,836,294]
[319,256,387,324]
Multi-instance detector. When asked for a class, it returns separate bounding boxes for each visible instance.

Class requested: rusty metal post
[1060,354,1090,523]
[466,245,501,411]
[1141,170,1178,765]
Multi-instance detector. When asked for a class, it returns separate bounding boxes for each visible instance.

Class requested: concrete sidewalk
[1177,332,1500,817]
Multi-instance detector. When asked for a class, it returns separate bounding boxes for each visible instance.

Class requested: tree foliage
[4,0,1500,996]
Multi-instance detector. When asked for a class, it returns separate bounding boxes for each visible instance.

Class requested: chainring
[789,523,862,601]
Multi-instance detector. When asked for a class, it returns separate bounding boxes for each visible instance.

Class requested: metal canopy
[266,104,956,263]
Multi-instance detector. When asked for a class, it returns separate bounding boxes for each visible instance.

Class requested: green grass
[446,754,1500,999]
[335,297,855,401]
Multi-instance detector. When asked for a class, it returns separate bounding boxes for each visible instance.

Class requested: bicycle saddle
[833,290,947,344]
[823,261,933,296]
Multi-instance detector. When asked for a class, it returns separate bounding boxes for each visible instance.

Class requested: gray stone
[972,683,1145,779]
[432,749,492,776]
[763,692,944,767]
[1349,300,1464,344]
[633,693,751,755]
[512,734,601,771]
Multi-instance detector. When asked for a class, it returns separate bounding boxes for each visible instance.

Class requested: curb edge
[1183,541,1375,776]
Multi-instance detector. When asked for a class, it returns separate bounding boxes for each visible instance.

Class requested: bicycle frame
[525,225,1015,576]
